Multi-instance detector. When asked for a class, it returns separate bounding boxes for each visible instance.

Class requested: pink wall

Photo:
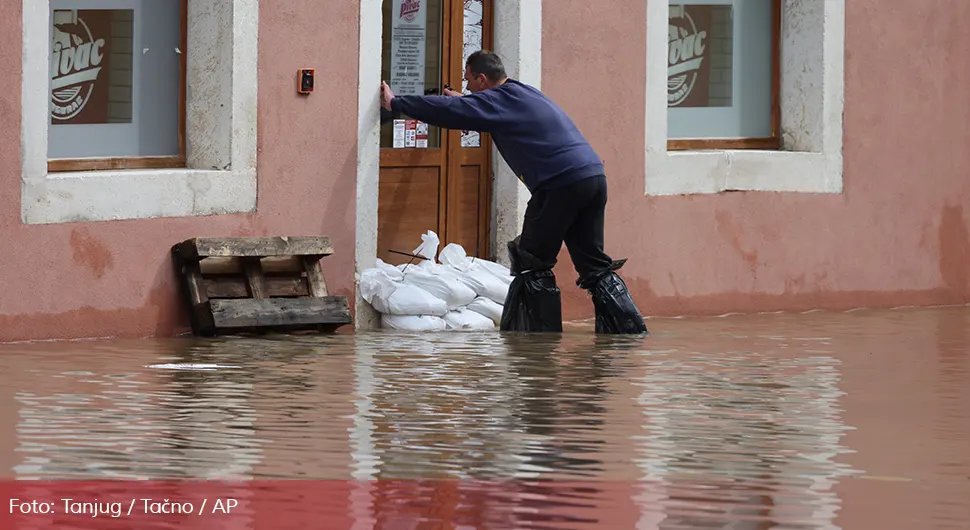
[0,1,360,342]
[543,0,970,322]
[3,0,970,342]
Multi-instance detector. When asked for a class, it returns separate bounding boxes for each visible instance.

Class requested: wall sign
[51,9,133,125]
[668,4,714,108]
[389,0,427,96]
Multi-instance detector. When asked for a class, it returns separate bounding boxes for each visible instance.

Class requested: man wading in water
[380,50,647,335]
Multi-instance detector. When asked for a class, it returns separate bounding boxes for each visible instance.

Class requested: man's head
[464,50,508,92]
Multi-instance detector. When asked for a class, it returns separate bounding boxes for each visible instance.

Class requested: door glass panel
[460,0,483,148]
[381,0,444,149]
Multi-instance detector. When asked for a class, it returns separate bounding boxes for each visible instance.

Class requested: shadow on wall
[938,204,970,296]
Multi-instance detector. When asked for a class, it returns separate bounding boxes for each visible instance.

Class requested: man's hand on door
[380,82,395,111]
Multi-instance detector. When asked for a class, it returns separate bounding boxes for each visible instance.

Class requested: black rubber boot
[578,259,648,335]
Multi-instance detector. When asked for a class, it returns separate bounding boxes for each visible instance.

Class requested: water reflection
[0,306,966,528]
[635,349,856,529]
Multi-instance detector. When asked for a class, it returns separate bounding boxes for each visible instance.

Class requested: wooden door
[378,0,493,265]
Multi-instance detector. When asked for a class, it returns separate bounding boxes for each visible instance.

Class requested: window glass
[48,0,181,159]
[381,0,444,149]
[460,0,484,148]
[667,0,773,140]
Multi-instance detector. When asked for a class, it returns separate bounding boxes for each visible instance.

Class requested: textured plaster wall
[0,0,361,342]
[543,0,970,321]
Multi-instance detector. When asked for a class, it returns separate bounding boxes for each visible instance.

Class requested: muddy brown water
[0,306,967,529]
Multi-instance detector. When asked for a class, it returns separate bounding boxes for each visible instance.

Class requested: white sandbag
[472,260,513,285]
[439,243,513,285]
[460,265,509,304]
[375,258,404,280]
[413,230,441,261]
[400,261,477,310]
[359,268,393,307]
[359,268,448,316]
[466,297,504,325]
[439,265,487,294]
[439,243,474,271]
[443,308,496,330]
[408,261,507,305]
[381,314,448,331]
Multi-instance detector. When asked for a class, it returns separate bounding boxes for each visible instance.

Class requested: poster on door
[389,0,427,96]
[392,119,429,148]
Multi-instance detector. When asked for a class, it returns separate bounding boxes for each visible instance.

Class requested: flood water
[0,305,967,529]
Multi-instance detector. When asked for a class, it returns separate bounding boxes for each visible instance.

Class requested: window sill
[21,167,257,225]
[644,149,843,196]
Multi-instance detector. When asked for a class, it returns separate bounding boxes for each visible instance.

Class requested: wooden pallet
[171,236,352,336]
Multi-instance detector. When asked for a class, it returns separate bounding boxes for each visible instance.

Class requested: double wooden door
[378,0,493,265]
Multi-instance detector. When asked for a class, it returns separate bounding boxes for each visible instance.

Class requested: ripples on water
[0,306,967,528]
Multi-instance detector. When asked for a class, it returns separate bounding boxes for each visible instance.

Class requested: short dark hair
[465,50,507,83]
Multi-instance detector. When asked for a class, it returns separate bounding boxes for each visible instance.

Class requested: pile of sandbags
[359,231,514,331]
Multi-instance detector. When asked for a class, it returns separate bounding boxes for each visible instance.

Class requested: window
[667,0,780,150]
[21,0,259,225]
[645,0,845,196]
[48,0,186,172]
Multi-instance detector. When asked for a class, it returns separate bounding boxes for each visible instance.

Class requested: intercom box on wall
[298,68,314,94]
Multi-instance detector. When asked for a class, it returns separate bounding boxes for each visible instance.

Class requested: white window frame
[21,0,259,225]
[645,0,845,196]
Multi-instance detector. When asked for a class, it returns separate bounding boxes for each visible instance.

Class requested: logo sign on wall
[50,9,132,125]
[667,5,713,107]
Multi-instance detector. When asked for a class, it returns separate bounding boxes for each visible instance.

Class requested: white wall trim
[644,0,845,196]
[354,0,383,331]
[490,0,539,267]
[353,0,539,329]
[21,0,259,225]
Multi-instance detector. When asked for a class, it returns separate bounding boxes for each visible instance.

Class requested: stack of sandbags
[358,231,513,331]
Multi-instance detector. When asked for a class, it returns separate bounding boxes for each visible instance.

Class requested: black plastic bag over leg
[500,270,563,332]
[578,259,648,335]
[499,237,564,333]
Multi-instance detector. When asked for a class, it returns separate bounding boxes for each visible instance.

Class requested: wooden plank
[208,298,352,329]
[184,264,208,305]
[198,256,303,275]
[300,256,329,297]
[49,155,186,173]
[171,248,215,335]
[242,257,268,298]
[185,264,215,334]
[180,236,334,259]
[377,168,442,265]
[205,277,309,299]
[172,235,349,336]
[379,147,444,167]
[666,137,782,151]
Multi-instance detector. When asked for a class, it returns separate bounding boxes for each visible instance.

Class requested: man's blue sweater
[389,79,604,194]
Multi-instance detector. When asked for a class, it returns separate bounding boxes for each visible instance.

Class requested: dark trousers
[515,175,613,283]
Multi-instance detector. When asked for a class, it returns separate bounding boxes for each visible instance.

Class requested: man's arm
[390,92,504,133]
[380,106,402,125]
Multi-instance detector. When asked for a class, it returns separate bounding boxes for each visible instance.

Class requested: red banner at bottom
[0,480,650,529]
